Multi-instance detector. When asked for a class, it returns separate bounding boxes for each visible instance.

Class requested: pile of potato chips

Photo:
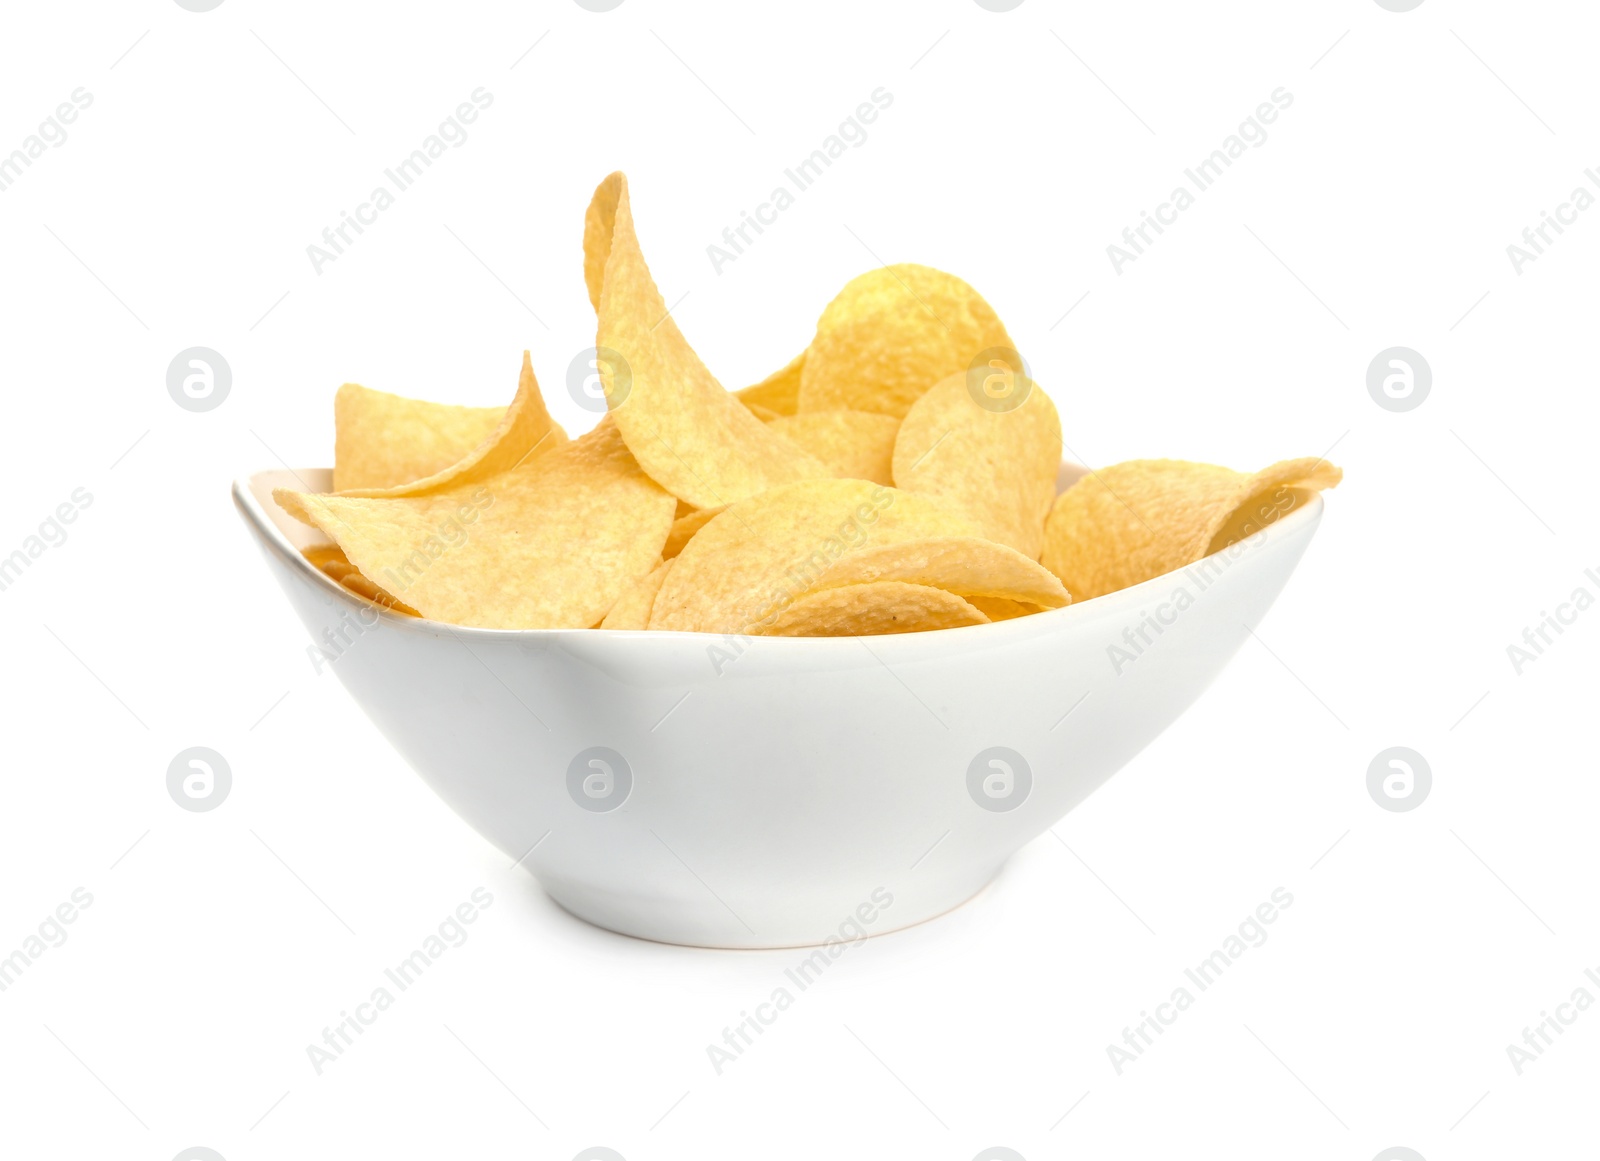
[276,173,1340,636]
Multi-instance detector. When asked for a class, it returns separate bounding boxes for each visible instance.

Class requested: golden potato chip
[583,169,624,312]
[276,420,675,629]
[757,581,989,637]
[663,505,724,558]
[767,411,900,486]
[813,536,1068,609]
[797,264,1014,418]
[303,544,350,572]
[892,369,1061,559]
[742,402,783,423]
[600,559,671,629]
[649,478,980,634]
[967,596,1042,621]
[735,351,804,417]
[1041,457,1343,601]
[589,173,827,508]
[338,352,566,500]
[303,544,418,613]
[332,384,505,492]
[338,571,420,616]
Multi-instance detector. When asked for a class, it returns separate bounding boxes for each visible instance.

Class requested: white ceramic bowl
[236,466,1324,948]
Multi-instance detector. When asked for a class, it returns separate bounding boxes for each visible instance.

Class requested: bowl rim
[234,466,1325,648]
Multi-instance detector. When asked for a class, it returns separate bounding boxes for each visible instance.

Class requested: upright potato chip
[276,420,675,629]
[337,352,566,500]
[735,351,804,417]
[767,411,900,485]
[797,264,1014,418]
[649,478,980,634]
[1041,457,1343,601]
[333,384,505,492]
[813,537,1069,609]
[589,173,827,508]
[892,369,1061,559]
[600,559,672,629]
[757,581,988,637]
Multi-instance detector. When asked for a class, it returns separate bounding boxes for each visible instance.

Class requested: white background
[1,1,1596,1158]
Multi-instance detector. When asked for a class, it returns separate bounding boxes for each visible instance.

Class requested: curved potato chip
[333,384,505,492]
[601,559,671,629]
[797,264,1014,418]
[743,402,783,423]
[303,544,351,573]
[338,570,420,616]
[275,420,674,629]
[767,411,900,485]
[663,505,724,559]
[337,352,566,499]
[967,596,1042,621]
[649,478,980,634]
[892,370,1061,559]
[589,173,827,507]
[1041,457,1342,601]
[756,581,988,637]
[814,536,1068,609]
[735,351,804,416]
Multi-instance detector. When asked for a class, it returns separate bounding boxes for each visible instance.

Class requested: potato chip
[812,536,1068,609]
[766,411,900,486]
[332,384,505,492]
[892,369,1061,559]
[797,264,1014,418]
[303,544,418,612]
[967,596,1041,621]
[649,478,980,634]
[1041,457,1342,601]
[303,543,351,573]
[600,559,671,629]
[338,571,420,615]
[276,419,675,629]
[735,351,804,417]
[589,173,827,508]
[662,505,724,558]
[742,402,783,423]
[757,581,989,637]
[337,352,566,500]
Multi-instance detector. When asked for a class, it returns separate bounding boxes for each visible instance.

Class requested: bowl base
[536,862,1006,950]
